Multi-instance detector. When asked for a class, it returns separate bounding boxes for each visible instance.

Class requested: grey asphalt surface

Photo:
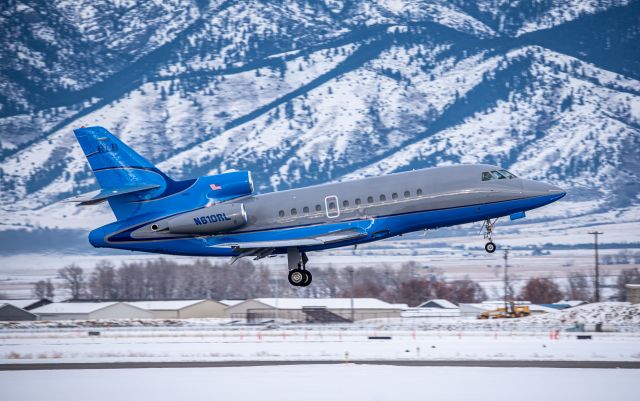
[1,360,639,371]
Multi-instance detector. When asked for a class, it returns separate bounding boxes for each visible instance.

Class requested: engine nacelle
[202,170,254,200]
[166,203,247,234]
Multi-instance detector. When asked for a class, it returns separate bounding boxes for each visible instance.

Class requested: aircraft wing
[63,184,161,206]
[214,227,368,250]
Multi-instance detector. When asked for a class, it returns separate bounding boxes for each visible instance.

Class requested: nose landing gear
[287,247,312,287]
[481,218,498,253]
[485,241,496,253]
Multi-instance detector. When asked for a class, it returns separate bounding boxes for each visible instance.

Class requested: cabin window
[417,188,423,196]
[367,196,374,204]
[279,210,285,218]
[315,204,322,211]
[291,208,297,216]
[392,192,398,200]
[303,206,310,214]
[379,194,386,202]
[328,202,337,211]
[355,198,362,206]
[343,200,349,208]
[404,190,410,198]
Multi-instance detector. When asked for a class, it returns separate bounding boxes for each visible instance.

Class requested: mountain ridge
[0,0,638,241]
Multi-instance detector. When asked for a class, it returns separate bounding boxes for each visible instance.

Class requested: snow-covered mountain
[0,0,638,249]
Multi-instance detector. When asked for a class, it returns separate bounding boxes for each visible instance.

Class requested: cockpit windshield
[482,170,517,181]
[499,170,516,179]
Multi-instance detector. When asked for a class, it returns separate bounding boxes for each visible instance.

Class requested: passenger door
[324,195,340,218]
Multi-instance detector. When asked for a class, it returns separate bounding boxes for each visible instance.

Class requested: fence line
[1,326,639,339]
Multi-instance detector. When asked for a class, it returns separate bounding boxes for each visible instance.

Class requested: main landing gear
[481,218,498,253]
[287,247,312,287]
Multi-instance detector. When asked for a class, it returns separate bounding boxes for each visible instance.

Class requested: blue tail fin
[74,126,191,220]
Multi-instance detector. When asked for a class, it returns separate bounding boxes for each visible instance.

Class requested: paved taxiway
[1,360,639,370]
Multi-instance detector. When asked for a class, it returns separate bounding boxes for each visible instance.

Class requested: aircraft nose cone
[544,183,566,200]
[524,180,566,198]
[549,184,566,198]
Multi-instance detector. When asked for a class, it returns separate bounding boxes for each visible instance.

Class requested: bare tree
[519,277,563,304]
[116,263,147,299]
[34,279,55,299]
[75,258,499,304]
[396,278,436,306]
[448,279,487,303]
[565,272,591,301]
[45,279,55,299]
[57,264,85,299]
[32,280,47,299]
[89,261,118,300]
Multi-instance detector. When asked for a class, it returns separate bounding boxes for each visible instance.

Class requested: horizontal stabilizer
[63,184,161,206]
[214,228,367,250]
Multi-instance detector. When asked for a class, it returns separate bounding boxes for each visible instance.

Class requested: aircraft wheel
[301,270,312,287]
[485,242,496,253]
[288,269,305,286]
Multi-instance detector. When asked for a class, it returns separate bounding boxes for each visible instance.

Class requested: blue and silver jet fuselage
[68,127,565,286]
[69,127,564,284]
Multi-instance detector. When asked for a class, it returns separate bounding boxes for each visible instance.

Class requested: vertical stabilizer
[73,126,191,220]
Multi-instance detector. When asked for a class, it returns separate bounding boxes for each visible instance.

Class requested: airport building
[417,299,459,309]
[626,284,640,304]
[0,303,38,321]
[219,300,244,307]
[459,303,497,318]
[31,302,152,320]
[0,298,52,311]
[224,298,406,322]
[402,299,460,319]
[128,299,227,319]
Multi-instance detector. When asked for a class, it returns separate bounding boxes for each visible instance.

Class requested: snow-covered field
[1,327,639,364]
[1,305,638,400]
[1,303,638,365]
[1,365,638,401]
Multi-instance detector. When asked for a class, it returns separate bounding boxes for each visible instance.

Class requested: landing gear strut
[287,247,312,287]
[481,218,498,253]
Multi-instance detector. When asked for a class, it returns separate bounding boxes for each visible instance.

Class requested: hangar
[224,298,405,322]
[30,302,152,320]
[128,299,227,319]
[0,303,38,321]
[219,300,244,307]
[402,299,460,319]
[0,298,52,311]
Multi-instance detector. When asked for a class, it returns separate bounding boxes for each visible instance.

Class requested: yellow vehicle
[478,303,531,319]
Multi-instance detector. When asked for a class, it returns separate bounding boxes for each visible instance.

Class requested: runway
[2,359,639,370]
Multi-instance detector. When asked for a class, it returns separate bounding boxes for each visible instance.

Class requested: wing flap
[215,227,367,250]
[63,184,160,206]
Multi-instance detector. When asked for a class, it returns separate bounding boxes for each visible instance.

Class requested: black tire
[485,242,496,253]
[288,269,305,286]
[301,270,312,287]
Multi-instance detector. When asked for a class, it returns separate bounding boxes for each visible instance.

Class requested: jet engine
[163,203,247,234]
[202,170,254,200]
